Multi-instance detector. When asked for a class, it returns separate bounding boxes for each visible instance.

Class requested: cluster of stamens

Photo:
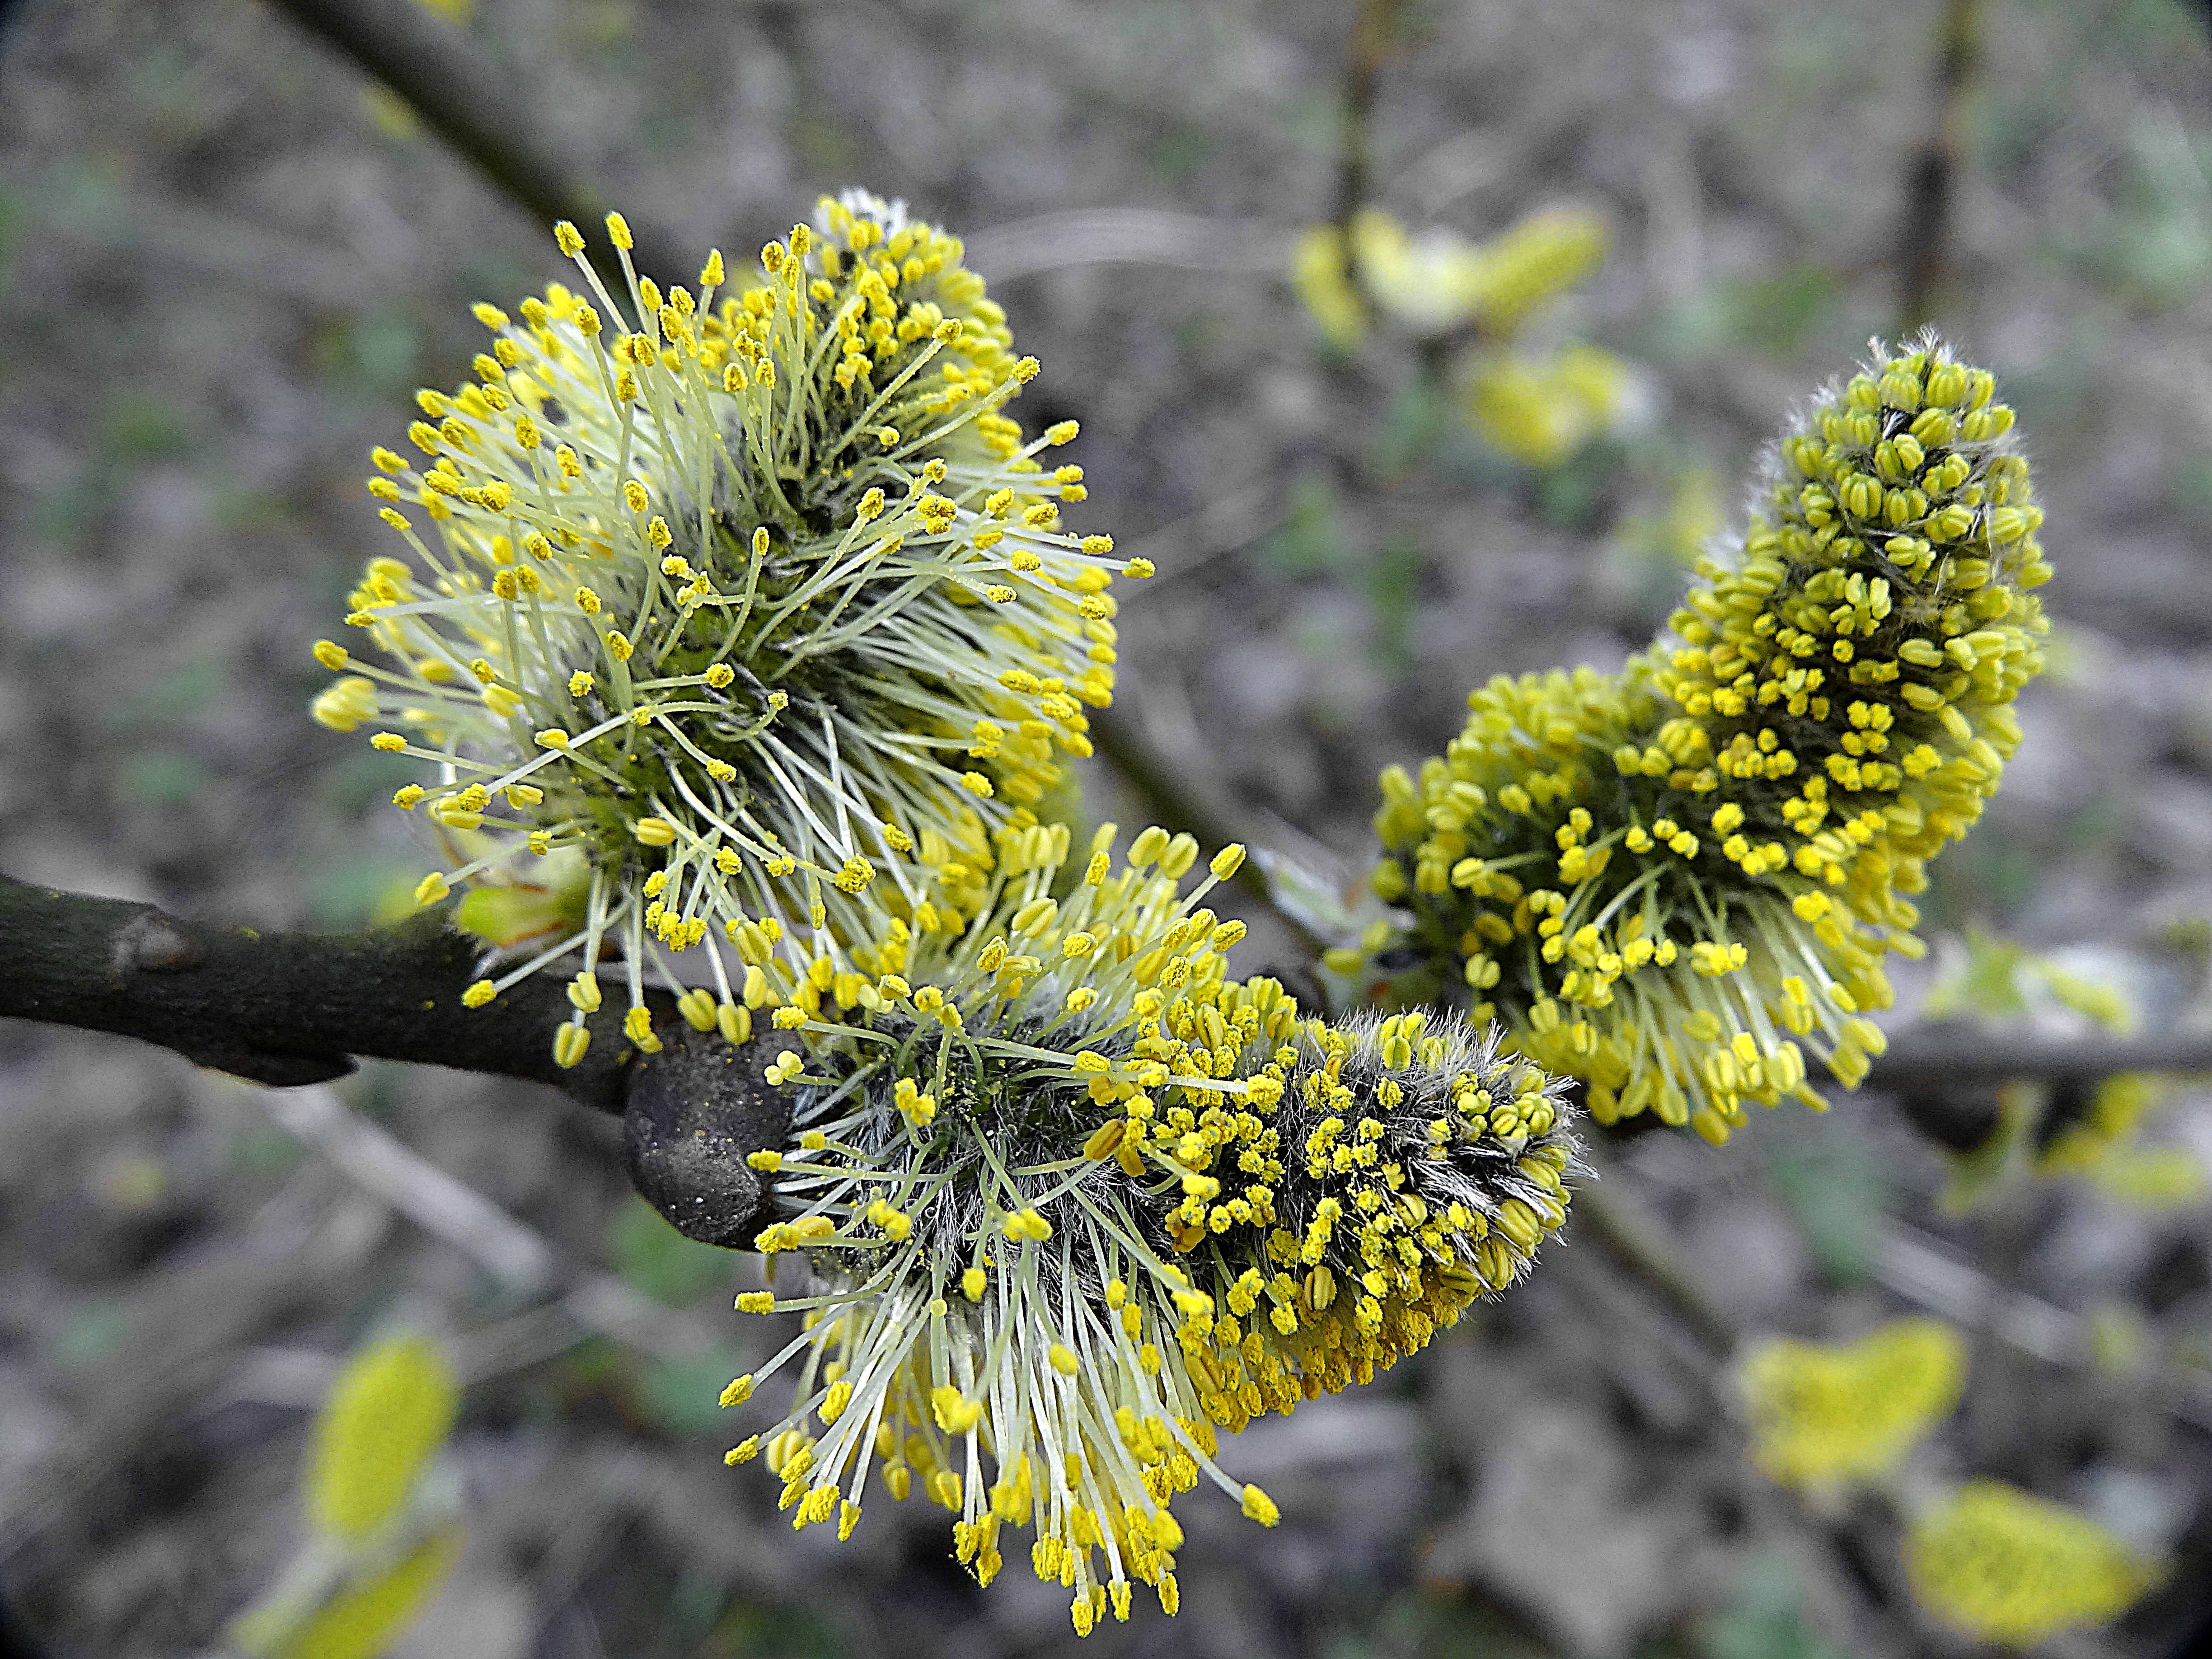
[1356,339,2049,1143]
[310,192,1143,1065]
[719,828,1575,1633]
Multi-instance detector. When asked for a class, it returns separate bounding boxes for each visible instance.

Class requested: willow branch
[1862,1025,2212,1089]
[0,872,647,1111]
[0,872,793,1245]
[1333,0,1406,248]
[13,867,2207,1108]
[260,0,691,286]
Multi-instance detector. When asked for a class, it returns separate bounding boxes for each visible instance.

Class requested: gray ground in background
[3,0,2212,1654]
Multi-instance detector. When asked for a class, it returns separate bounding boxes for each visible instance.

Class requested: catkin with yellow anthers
[305,1332,459,1542]
[1290,204,1608,349]
[1735,1318,1965,1490]
[1904,1481,2158,1645]
[717,830,1576,1627]
[1361,337,2048,1145]
[319,190,1162,1068]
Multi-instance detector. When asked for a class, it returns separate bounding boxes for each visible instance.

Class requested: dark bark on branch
[1865,1026,2212,1089]
[0,872,651,1111]
[0,875,793,1246]
[262,0,693,289]
[625,1024,790,1249]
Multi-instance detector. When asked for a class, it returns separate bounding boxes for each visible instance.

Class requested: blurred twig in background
[261,0,688,291]
[1333,0,1408,300]
[961,209,1292,281]
[1087,710,1328,952]
[1863,1026,2212,1090]
[264,1083,727,1366]
[1898,0,1984,331]
[1572,1170,1742,1352]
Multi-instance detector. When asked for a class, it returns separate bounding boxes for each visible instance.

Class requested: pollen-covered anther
[1359,336,2047,1142]
[712,830,1576,1623]
[319,189,1133,1073]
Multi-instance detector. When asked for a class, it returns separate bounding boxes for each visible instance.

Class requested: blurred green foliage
[607,1199,752,1436]
[635,1345,755,1439]
[1763,1115,1891,1286]
[0,186,22,305]
[1644,267,1848,367]
[1700,1554,1846,1659]
[609,1197,736,1308]
[309,304,422,403]
[697,1595,847,1659]
[1259,470,1345,579]
[44,1298,132,1373]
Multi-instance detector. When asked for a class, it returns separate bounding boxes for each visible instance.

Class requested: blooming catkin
[1358,338,2049,1143]
[719,826,1575,1634]
[1734,1317,1965,1490]
[311,192,1139,1065]
[1289,206,1626,466]
[1904,1480,2156,1644]
[1291,206,1609,347]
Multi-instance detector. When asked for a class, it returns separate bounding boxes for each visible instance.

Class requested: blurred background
[3,0,2212,1654]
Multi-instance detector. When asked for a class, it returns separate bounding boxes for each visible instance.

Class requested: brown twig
[259,0,691,291]
[1334,0,1406,248]
[1569,1173,1739,1354]
[0,872,648,1111]
[1325,0,1408,320]
[1897,0,1983,332]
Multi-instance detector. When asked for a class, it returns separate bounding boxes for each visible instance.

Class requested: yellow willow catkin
[1287,205,1626,468]
[1291,205,1609,347]
[719,826,1575,1635]
[1734,1317,1965,1490]
[1357,337,2049,1143]
[304,1332,459,1541]
[309,191,1142,1066]
[1904,1480,2157,1644]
